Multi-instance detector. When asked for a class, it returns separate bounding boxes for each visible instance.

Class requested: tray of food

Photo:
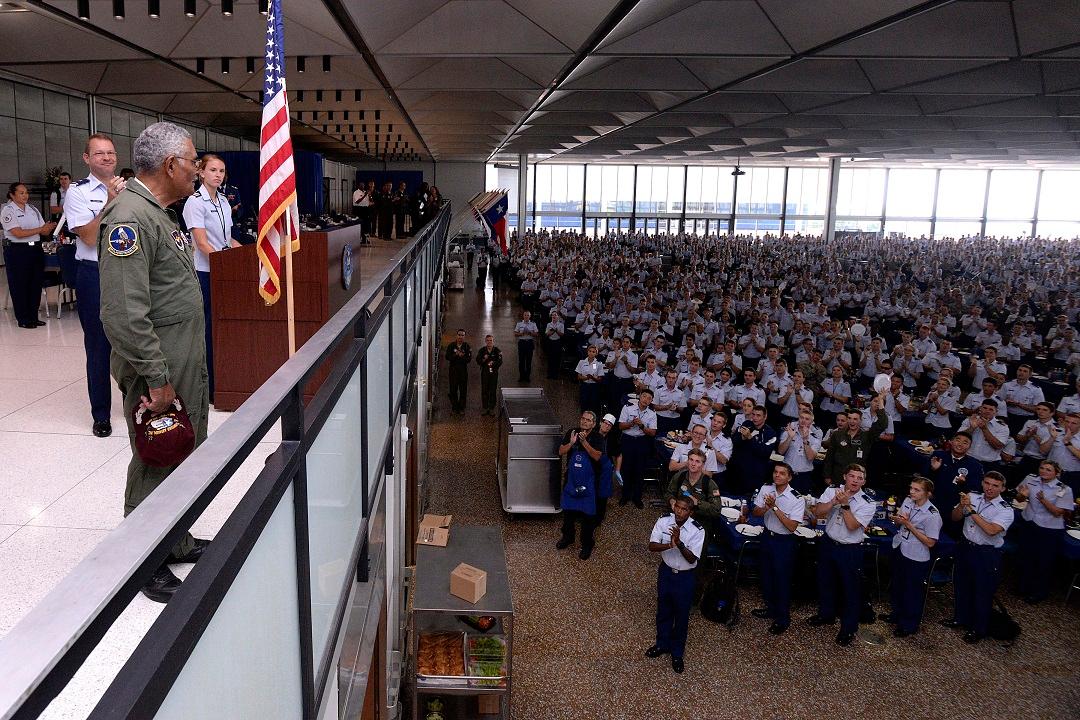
[465,634,508,688]
[417,632,466,685]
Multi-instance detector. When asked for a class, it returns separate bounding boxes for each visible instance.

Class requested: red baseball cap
[132,396,196,468]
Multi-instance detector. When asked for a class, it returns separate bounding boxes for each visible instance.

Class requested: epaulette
[74,178,90,186]
[790,488,802,498]
[690,519,704,530]
[193,189,204,198]
[862,487,878,500]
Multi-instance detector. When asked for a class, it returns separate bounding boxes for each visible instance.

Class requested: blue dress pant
[760,531,796,627]
[817,537,864,634]
[953,542,1002,637]
[889,549,930,633]
[655,564,695,659]
[197,270,214,400]
[1020,522,1061,602]
[75,260,112,423]
[620,434,650,503]
[517,339,533,380]
[3,242,44,325]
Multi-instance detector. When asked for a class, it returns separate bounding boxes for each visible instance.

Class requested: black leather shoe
[671,657,684,673]
[555,538,572,550]
[579,547,593,560]
[618,498,628,506]
[633,499,644,509]
[940,619,964,630]
[17,322,37,329]
[836,631,856,646]
[807,615,836,627]
[92,421,112,438]
[750,608,773,619]
[33,320,46,327]
[141,564,182,603]
[878,612,897,623]
[645,645,668,658]
[768,622,788,635]
[962,631,982,644]
[892,627,912,638]
[170,538,211,564]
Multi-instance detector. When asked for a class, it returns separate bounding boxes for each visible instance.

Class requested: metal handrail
[0,205,452,719]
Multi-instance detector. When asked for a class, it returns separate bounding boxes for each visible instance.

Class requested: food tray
[466,634,508,687]
[417,632,466,686]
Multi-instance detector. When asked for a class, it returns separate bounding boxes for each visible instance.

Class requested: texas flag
[480,191,509,255]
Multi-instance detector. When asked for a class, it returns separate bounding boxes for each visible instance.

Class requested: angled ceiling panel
[755,0,927,52]
[505,0,624,50]
[563,57,707,91]
[379,1,571,55]
[599,1,792,55]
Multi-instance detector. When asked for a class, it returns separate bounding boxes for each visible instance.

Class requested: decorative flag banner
[470,190,509,255]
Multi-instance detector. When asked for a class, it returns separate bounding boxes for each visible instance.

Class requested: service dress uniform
[618,402,657,506]
[182,187,233,401]
[951,491,1014,639]
[1,198,47,327]
[754,483,805,629]
[889,498,942,634]
[815,486,877,637]
[513,317,538,381]
[97,178,208,558]
[446,339,472,413]
[64,175,114,427]
[1017,474,1074,603]
[650,512,706,661]
[475,344,503,414]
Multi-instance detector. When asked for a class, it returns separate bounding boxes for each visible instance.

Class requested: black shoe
[836,631,856,647]
[768,622,788,635]
[555,538,572,550]
[579,547,593,560]
[892,628,912,638]
[92,421,112,438]
[750,608,772,619]
[1022,596,1043,605]
[807,615,836,627]
[141,564,182,603]
[170,538,211,564]
[962,631,982,645]
[644,645,668,658]
[633,499,644,509]
[17,322,37,329]
[940,619,963,630]
[618,499,628,506]
[878,612,897,623]
[33,320,46,327]
[671,657,684,673]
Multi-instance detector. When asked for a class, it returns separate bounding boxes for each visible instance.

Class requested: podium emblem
[342,244,354,290]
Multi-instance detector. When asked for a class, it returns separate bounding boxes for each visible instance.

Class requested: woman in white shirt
[2,182,56,328]
[183,154,237,401]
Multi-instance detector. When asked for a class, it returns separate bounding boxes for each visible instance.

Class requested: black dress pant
[3,242,44,325]
[518,339,534,381]
[448,364,468,412]
[480,370,498,411]
[560,510,596,551]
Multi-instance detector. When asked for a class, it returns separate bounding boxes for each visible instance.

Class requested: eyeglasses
[90,151,118,158]
[173,156,199,166]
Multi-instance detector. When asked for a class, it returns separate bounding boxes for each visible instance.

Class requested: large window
[885,169,936,217]
[785,168,828,216]
[1038,171,1080,221]
[735,167,785,215]
[835,168,886,217]
[684,166,734,214]
[936,170,986,219]
[634,165,684,214]
[986,170,1037,220]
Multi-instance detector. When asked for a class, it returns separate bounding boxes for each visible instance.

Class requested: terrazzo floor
[422,268,1080,720]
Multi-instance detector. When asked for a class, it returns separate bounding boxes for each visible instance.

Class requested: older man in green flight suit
[97,121,210,603]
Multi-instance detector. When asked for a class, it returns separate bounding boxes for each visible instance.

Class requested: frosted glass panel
[986,170,1037,219]
[155,485,303,719]
[366,322,390,486]
[393,293,406,404]
[306,363,366,666]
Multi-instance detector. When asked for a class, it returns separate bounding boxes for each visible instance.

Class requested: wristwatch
[840,504,851,511]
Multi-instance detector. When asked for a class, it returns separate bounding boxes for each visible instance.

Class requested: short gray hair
[133,121,192,175]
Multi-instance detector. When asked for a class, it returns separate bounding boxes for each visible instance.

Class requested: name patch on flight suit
[108,225,139,256]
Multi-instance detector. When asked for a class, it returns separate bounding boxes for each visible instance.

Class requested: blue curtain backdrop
[212,150,325,220]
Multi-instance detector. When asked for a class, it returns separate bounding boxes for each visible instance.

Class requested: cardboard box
[449,562,487,603]
[477,695,500,715]
[417,514,452,547]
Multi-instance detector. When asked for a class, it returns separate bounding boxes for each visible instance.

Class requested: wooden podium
[209,224,364,411]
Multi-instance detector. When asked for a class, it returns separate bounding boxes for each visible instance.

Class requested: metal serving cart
[496,388,563,514]
[411,526,514,719]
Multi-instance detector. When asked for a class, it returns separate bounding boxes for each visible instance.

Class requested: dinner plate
[908,440,928,447]
[850,323,866,336]
[794,526,816,539]
[720,496,742,508]
[720,507,741,521]
[872,374,891,393]
[1068,529,1080,541]
[735,524,763,537]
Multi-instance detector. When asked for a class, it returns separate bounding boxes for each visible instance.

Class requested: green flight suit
[97,179,208,557]
[822,409,887,484]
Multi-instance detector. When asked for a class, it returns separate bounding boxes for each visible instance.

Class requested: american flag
[257,0,300,305]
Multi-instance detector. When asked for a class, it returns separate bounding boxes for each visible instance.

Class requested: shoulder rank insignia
[691,519,704,530]
[929,506,938,513]
[74,178,90,186]
[107,224,139,256]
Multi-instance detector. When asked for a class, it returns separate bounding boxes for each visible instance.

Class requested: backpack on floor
[987,598,1020,644]
[700,567,740,628]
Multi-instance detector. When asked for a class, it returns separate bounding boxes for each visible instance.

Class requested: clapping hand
[959,492,972,510]
[669,524,681,547]
[894,511,910,528]
[834,488,851,506]
[929,456,943,471]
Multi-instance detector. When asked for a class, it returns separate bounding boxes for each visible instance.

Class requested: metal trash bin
[496,388,563,514]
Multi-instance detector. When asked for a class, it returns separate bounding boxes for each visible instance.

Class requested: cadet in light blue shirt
[887,477,942,637]
[1016,460,1074,604]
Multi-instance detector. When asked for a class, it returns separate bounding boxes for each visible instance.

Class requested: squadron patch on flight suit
[108,224,139,256]
[171,229,187,251]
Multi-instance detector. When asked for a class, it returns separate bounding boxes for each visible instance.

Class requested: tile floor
[0,239,408,718]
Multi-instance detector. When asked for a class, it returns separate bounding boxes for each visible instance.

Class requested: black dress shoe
[633,499,644,509]
[750,608,773,619]
[940,619,964,630]
[807,615,836,627]
[836,631,856,646]
[555,538,572,550]
[892,627,912,638]
[17,322,37,329]
[878,612,897,623]
[170,537,211,564]
[92,421,112,438]
[962,631,982,644]
[579,547,593,560]
[644,645,668,658]
[33,320,46,327]
[671,657,684,673]
[141,564,182,603]
[768,622,788,635]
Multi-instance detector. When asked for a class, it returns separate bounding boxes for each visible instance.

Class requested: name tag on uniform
[856,450,863,459]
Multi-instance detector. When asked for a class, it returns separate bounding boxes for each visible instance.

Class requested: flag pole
[283,208,296,357]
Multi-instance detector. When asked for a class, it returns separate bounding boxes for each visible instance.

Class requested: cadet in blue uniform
[731,405,778,495]
[617,389,657,508]
[927,432,984,539]
[645,495,706,673]
[943,471,1015,643]
[556,411,606,560]
[885,476,942,637]
[1015,460,1074,604]
[182,154,237,403]
[513,310,538,382]
[445,329,472,414]
[2,183,55,328]
[750,462,805,635]
[809,463,877,645]
[65,133,127,438]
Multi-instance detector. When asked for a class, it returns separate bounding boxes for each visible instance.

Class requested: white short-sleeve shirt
[63,175,109,262]
[183,188,234,273]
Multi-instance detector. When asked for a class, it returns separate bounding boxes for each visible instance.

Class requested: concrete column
[517,153,528,240]
[823,157,842,243]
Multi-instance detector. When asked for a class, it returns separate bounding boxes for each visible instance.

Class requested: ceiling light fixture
[221,0,233,16]
[113,0,124,20]
[147,0,159,18]
[221,57,230,74]
[246,56,255,74]
[297,56,306,73]
[322,55,331,73]
[184,0,195,18]
[77,0,89,19]
[196,57,205,74]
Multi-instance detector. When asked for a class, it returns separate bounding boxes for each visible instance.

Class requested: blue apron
[560,447,596,515]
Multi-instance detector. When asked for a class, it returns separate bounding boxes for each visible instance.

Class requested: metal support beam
[823,157,842,243]
[517,154,528,241]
